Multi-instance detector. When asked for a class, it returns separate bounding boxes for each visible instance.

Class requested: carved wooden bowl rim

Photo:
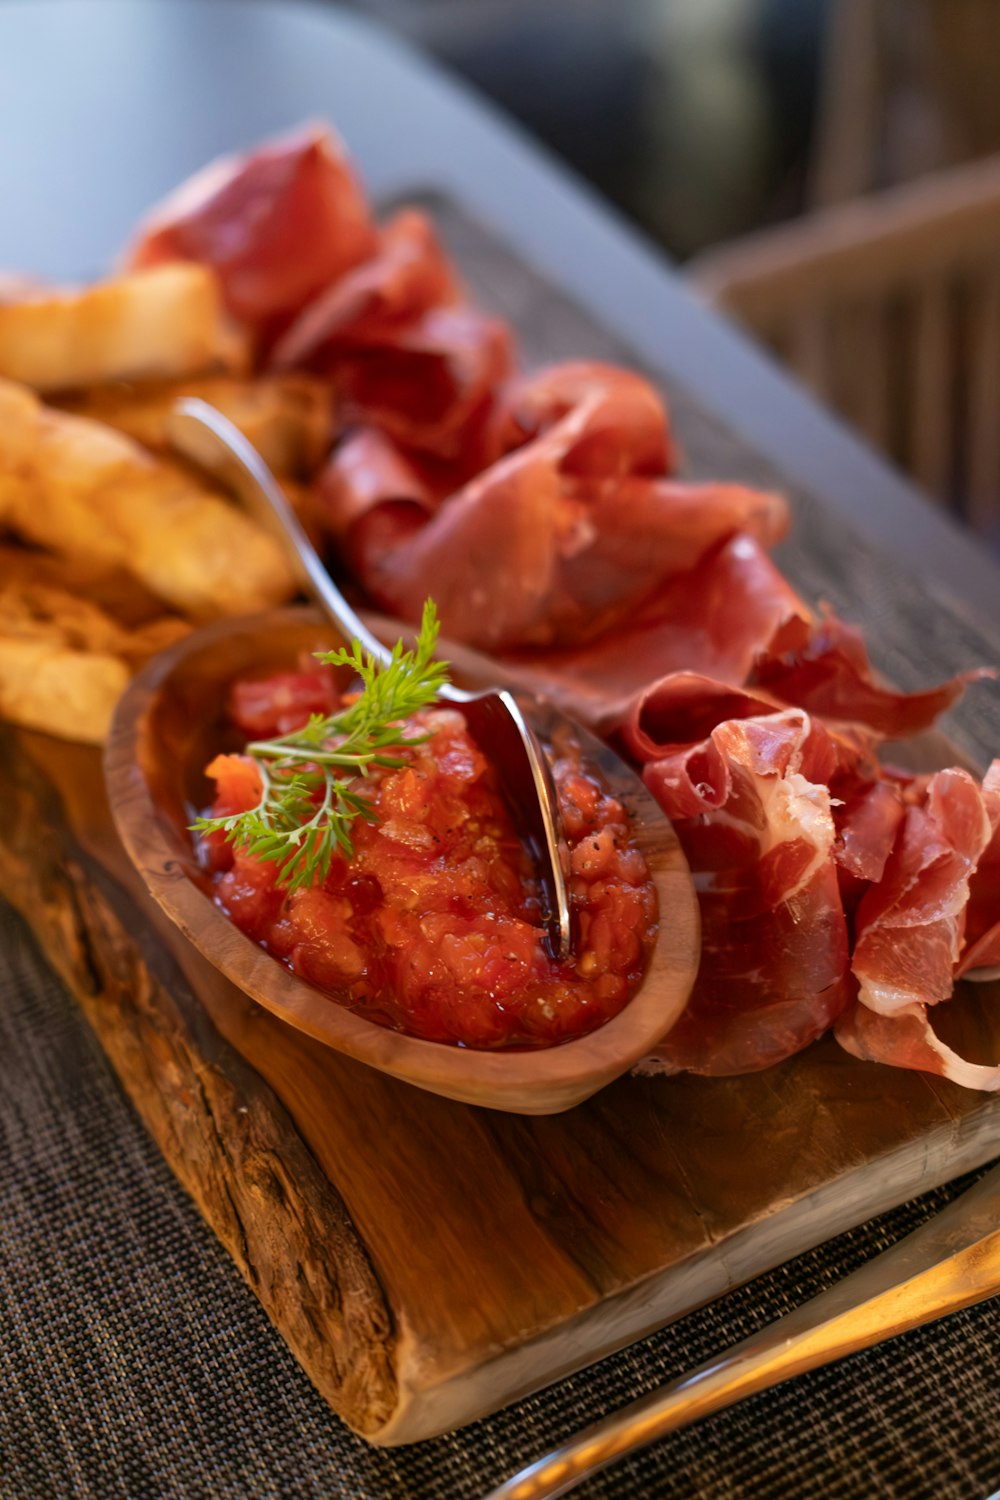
[104,607,701,1114]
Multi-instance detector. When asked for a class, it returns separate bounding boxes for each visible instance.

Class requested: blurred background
[357,0,828,257]
[354,0,1000,548]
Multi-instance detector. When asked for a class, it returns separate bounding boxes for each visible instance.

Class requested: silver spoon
[484,1158,1000,1498]
[169,397,573,961]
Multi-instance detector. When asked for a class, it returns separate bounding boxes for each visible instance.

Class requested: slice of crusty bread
[0,379,296,620]
[0,263,248,392]
[54,372,333,478]
[0,568,189,744]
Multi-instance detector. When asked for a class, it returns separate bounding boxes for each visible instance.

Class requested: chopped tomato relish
[199,671,657,1049]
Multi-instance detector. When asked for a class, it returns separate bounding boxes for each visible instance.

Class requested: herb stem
[245,743,387,769]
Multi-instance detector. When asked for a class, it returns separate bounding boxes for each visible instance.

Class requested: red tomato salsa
[199,670,658,1049]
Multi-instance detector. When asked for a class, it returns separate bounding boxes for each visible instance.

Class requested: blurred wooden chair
[687,155,1000,540]
[810,0,1000,206]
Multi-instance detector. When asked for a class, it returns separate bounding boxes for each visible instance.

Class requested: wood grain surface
[3,204,998,1444]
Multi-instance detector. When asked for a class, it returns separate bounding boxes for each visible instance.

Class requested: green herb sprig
[192,600,448,892]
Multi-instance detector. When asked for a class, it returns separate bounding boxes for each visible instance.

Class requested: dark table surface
[1,3,999,1498]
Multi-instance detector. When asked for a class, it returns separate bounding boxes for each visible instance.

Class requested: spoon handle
[169,398,391,666]
[486,1159,1000,1500]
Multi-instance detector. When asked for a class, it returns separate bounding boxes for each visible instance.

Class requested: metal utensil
[169,398,573,960]
[485,1159,1000,1499]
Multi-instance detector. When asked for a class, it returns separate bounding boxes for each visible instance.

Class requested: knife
[486,1157,1000,1500]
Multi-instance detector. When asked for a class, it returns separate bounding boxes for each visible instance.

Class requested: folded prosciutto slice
[270,209,459,366]
[957,762,1000,977]
[752,613,985,737]
[833,1004,1000,1091]
[835,765,1000,1090]
[271,209,511,460]
[125,124,376,330]
[317,363,790,653]
[499,536,814,729]
[621,673,788,763]
[320,305,513,461]
[833,779,908,897]
[636,710,851,1075]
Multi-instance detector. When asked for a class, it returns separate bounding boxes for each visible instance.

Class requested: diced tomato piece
[205,753,262,812]
[283,887,368,991]
[202,753,264,873]
[227,669,339,739]
[215,853,284,941]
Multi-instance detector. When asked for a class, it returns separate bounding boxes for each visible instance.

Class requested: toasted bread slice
[0,264,248,392]
[0,569,189,743]
[55,372,333,477]
[0,380,297,619]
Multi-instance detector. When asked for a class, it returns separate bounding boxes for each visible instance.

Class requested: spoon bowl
[105,608,700,1114]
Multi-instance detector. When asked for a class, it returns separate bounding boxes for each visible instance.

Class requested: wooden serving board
[4,204,1000,1445]
[4,724,1000,1444]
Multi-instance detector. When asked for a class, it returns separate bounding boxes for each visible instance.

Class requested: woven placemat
[1,897,998,1500]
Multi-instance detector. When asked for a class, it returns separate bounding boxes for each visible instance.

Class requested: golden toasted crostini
[0,264,248,392]
[0,380,297,619]
[0,572,190,743]
[54,372,333,478]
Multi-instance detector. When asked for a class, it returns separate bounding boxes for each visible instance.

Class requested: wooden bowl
[104,608,700,1114]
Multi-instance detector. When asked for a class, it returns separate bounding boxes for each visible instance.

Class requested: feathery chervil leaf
[191,600,448,891]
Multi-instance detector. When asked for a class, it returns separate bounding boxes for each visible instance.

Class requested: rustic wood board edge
[397,1111,999,1442]
[4,725,1000,1445]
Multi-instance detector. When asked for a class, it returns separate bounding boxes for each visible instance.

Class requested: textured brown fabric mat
[2,897,998,1498]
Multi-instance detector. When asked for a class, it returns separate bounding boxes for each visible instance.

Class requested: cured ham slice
[834,766,999,1089]
[488,361,678,475]
[270,209,460,367]
[619,665,900,915]
[496,535,811,729]
[833,780,908,887]
[316,427,438,560]
[320,305,513,460]
[834,1002,1000,1092]
[955,761,1000,977]
[620,668,882,801]
[850,768,991,1015]
[372,475,789,653]
[270,210,509,460]
[752,614,985,737]
[620,673,786,762]
[125,124,376,328]
[318,366,789,653]
[636,710,851,1075]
